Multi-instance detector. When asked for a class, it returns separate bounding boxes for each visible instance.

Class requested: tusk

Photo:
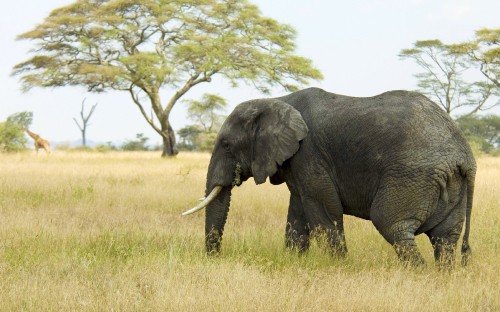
[181,186,223,216]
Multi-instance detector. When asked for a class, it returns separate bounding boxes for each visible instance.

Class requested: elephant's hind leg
[426,173,468,269]
[391,227,426,266]
[428,236,458,270]
[426,199,467,269]
[370,179,438,267]
[373,216,426,266]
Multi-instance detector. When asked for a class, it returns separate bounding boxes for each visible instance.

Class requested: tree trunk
[161,122,178,157]
[82,129,87,147]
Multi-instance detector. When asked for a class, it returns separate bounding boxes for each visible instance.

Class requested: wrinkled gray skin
[203,87,476,267]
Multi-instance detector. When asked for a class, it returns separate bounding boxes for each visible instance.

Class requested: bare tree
[73,98,98,147]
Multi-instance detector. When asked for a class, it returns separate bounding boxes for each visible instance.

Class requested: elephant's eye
[221,139,231,152]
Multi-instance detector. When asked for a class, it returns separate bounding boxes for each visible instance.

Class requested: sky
[1,0,499,146]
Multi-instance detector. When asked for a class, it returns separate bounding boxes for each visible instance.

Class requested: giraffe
[24,128,51,154]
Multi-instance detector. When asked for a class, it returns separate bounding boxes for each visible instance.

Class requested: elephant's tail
[460,167,475,267]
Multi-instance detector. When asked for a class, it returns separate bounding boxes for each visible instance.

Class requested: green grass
[0,151,498,311]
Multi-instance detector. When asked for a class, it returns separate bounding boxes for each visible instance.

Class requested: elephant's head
[182,99,308,254]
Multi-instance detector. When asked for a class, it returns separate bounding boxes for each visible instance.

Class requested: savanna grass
[0,151,498,311]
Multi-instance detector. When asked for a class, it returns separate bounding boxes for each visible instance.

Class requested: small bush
[0,122,28,153]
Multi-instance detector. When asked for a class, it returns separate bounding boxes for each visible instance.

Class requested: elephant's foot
[326,230,348,258]
[427,220,463,270]
[312,227,348,258]
[285,232,310,253]
[285,221,310,253]
[431,238,458,271]
[394,240,426,267]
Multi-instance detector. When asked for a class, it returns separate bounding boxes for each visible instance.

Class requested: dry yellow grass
[0,151,498,311]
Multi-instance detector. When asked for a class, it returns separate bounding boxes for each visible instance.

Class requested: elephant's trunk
[205,186,232,254]
[188,147,236,254]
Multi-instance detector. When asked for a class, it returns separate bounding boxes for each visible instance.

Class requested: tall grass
[0,151,498,311]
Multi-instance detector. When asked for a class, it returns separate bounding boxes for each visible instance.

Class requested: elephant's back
[282,88,474,170]
[365,90,473,163]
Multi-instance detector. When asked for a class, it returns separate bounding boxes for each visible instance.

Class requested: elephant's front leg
[301,188,348,258]
[323,222,348,258]
[285,193,310,253]
[286,158,347,257]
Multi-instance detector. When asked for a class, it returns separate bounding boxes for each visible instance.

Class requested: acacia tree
[12,0,322,157]
[178,93,227,151]
[6,112,33,128]
[177,125,201,151]
[185,93,227,132]
[399,40,498,116]
[450,28,499,88]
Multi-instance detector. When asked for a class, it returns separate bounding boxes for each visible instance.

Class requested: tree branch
[73,118,83,131]
[128,84,162,134]
[164,71,216,118]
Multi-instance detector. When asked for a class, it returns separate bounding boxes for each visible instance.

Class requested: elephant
[183,87,476,268]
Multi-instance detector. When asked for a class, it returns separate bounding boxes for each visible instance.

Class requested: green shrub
[0,122,27,152]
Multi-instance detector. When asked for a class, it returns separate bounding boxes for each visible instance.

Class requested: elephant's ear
[250,100,308,184]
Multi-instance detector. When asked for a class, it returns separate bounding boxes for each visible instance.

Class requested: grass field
[0,151,498,311]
